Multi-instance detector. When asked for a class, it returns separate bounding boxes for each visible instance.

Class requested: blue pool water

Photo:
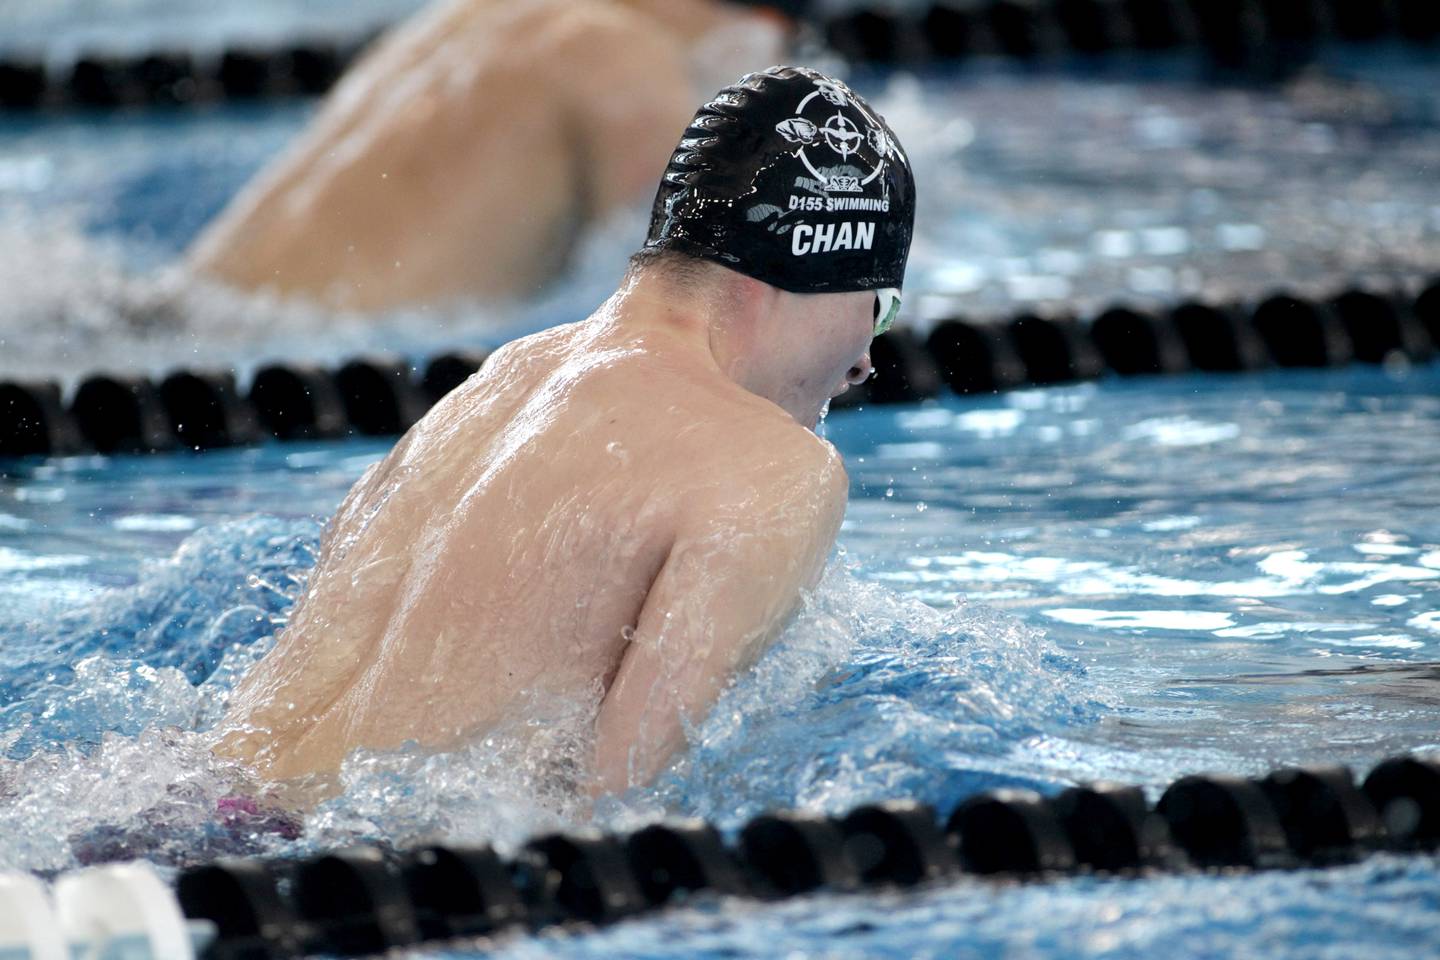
[3,366,1439,957]
[3,3,1440,955]
[6,44,1440,380]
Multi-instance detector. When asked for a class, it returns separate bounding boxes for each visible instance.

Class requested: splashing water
[642,565,1096,829]
[0,514,1090,873]
[0,517,315,873]
[815,398,832,439]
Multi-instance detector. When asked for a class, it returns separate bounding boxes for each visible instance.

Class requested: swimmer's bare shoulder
[592,408,847,793]
[188,0,697,309]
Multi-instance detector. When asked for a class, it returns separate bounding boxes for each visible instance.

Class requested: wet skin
[215,263,874,796]
[187,0,785,310]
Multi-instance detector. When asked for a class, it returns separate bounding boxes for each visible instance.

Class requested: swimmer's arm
[593,447,848,795]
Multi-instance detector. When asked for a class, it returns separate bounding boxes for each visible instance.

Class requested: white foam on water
[295,557,1093,849]
[0,525,1092,871]
[0,186,656,386]
[0,207,528,384]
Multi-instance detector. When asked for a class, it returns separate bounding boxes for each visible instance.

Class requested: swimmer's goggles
[873,288,901,337]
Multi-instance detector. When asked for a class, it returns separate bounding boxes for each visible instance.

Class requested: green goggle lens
[873,287,901,337]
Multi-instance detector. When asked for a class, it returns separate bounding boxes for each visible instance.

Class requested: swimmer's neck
[601,266,800,422]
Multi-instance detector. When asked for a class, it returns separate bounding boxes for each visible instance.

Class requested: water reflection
[834,365,1440,778]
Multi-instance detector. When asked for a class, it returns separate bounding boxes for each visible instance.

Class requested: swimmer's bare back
[187,0,782,310]
[214,294,846,795]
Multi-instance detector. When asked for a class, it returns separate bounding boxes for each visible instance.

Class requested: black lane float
[159,753,1440,959]
[5,277,1438,462]
[7,1,1440,113]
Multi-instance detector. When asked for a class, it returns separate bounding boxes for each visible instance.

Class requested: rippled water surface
[4,46,1440,379]
[2,365,1438,957]
[828,367,1440,784]
[4,3,1440,955]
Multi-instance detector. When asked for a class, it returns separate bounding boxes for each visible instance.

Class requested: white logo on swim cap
[775,78,891,194]
[867,126,893,158]
[775,117,818,145]
[821,113,862,160]
[815,81,849,106]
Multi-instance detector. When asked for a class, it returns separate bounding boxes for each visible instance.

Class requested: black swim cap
[644,66,915,294]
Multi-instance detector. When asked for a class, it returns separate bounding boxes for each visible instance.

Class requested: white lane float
[0,872,67,960]
[43,862,213,960]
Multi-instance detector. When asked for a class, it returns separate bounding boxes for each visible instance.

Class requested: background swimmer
[187,0,799,311]
[214,66,915,798]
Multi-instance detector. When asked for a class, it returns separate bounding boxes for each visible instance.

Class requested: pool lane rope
[4,0,1440,111]
[0,41,360,111]
[824,0,1440,70]
[1,754,1437,959]
[2,277,1438,462]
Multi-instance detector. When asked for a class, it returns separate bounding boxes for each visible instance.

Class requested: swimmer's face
[773,289,874,428]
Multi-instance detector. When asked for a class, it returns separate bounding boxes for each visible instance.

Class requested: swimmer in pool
[187,0,801,311]
[214,66,914,797]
